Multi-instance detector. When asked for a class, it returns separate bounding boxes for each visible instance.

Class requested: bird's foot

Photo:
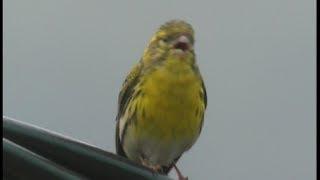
[177,173,188,180]
[173,164,188,180]
[150,164,162,172]
[140,157,162,173]
[179,176,188,180]
[140,157,149,167]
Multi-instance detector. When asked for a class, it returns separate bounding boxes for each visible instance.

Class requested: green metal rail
[3,139,84,180]
[3,116,172,180]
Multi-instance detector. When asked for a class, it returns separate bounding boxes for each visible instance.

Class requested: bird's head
[142,20,196,66]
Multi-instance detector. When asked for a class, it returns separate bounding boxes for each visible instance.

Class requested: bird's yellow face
[142,20,196,68]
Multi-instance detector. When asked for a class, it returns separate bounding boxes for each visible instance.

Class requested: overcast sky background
[4,1,316,179]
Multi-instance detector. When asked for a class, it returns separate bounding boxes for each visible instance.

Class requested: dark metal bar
[3,116,171,180]
[3,138,85,180]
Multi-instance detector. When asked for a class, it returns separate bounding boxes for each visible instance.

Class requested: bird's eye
[162,37,170,43]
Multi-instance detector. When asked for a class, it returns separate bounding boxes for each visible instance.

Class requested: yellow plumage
[136,57,204,141]
[115,20,207,178]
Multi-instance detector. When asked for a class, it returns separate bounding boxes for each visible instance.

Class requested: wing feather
[115,63,142,156]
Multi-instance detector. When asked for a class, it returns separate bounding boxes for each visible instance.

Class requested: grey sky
[4,0,316,179]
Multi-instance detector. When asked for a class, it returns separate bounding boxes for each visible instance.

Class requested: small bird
[115,20,207,180]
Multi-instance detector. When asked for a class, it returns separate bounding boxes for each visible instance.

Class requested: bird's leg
[139,157,162,172]
[173,164,188,180]
[139,157,149,167]
[150,164,162,172]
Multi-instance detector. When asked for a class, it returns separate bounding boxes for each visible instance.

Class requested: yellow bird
[115,20,207,180]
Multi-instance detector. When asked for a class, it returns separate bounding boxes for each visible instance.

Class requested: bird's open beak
[173,35,193,52]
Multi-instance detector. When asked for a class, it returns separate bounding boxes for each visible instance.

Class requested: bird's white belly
[123,131,192,166]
